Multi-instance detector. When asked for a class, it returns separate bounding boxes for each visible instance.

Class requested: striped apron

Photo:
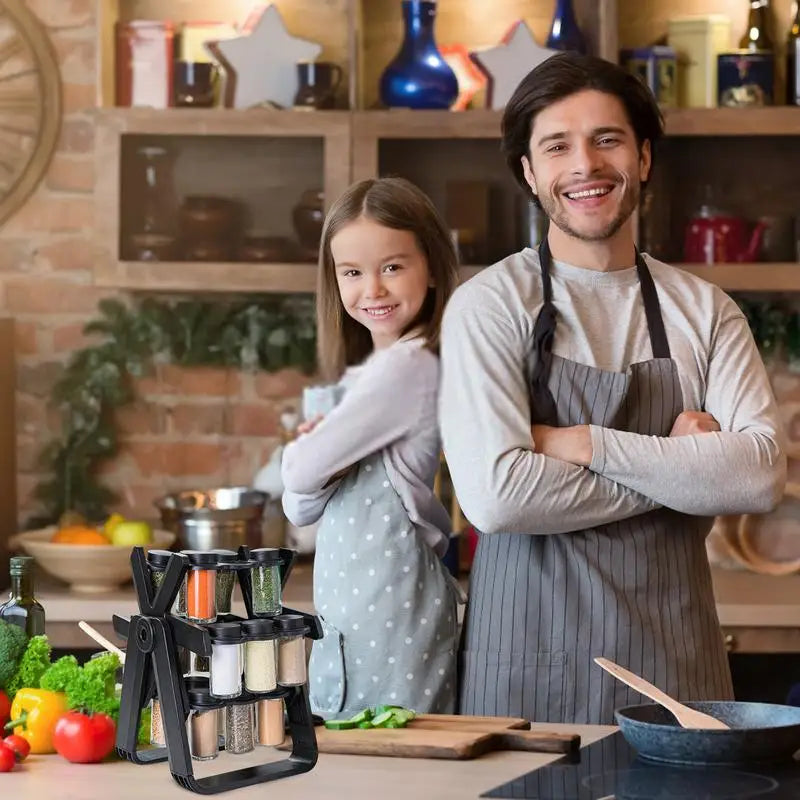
[458,239,734,724]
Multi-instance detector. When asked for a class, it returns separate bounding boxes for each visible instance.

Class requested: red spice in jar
[187,568,216,621]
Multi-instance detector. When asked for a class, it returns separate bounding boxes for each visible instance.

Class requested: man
[439,52,786,725]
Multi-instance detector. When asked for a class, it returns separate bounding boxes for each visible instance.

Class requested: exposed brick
[253,368,315,399]
[227,403,279,437]
[46,154,94,193]
[26,0,94,29]
[124,441,242,478]
[136,365,241,397]
[16,437,45,473]
[62,82,96,113]
[115,400,167,436]
[5,277,114,314]
[57,117,94,154]
[5,196,93,234]
[14,321,38,356]
[35,237,94,271]
[51,322,92,352]
[16,362,64,397]
[52,39,94,85]
[167,402,227,436]
[772,370,800,404]
[16,395,48,435]
[0,239,33,272]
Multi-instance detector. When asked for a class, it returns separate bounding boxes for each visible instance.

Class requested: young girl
[281,177,460,717]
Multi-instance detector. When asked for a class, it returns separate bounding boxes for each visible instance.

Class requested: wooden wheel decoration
[0,0,61,225]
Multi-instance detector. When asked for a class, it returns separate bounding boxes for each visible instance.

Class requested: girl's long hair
[316,177,459,380]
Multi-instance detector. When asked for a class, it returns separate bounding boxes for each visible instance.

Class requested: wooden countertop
[38,563,800,650]
[1,722,616,800]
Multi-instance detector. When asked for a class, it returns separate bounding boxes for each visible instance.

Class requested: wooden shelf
[663,107,800,137]
[98,261,483,293]
[677,262,800,291]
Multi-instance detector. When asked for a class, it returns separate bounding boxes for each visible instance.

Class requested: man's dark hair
[501,52,665,204]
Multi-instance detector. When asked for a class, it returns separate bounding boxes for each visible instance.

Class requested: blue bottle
[546,0,588,54]
[379,1,458,110]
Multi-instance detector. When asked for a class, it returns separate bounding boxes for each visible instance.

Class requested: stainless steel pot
[154,487,276,551]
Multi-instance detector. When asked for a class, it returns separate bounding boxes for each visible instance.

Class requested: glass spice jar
[212,549,238,615]
[225,701,255,754]
[184,550,219,623]
[275,614,309,687]
[207,621,243,699]
[150,697,165,746]
[148,549,186,617]
[241,618,278,693]
[249,548,283,617]
[187,687,223,761]
[256,698,285,747]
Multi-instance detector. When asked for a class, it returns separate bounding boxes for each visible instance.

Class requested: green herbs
[0,620,27,690]
[40,653,122,720]
[251,565,280,615]
[5,636,52,698]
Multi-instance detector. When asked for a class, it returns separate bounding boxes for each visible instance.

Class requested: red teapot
[684,203,766,264]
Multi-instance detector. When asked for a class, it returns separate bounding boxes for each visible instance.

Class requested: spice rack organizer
[113,545,322,794]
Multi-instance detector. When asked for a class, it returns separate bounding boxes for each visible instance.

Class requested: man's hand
[669,411,720,437]
[297,415,324,435]
[532,424,593,467]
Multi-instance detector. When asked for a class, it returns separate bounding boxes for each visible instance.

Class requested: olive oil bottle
[0,556,45,636]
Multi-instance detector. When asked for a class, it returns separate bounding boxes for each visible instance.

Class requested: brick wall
[3,1,311,527]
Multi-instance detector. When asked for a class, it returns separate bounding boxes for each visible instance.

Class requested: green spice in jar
[146,549,173,595]
[212,550,238,614]
[249,548,282,616]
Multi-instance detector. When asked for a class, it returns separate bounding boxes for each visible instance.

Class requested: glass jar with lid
[274,614,309,687]
[248,548,283,617]
[241,618,278,693]
[212,549,238,615]
[183,550,219,623]
[186,685,223,761]
[224,700,255,755]
[207,621,243,700]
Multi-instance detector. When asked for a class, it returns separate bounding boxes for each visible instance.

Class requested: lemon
[103,512,125,540]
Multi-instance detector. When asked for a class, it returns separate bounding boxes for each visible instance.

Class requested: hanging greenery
[736,296,800,370]
[29,295,316,528]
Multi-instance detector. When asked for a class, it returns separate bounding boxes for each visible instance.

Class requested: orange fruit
[52,526,111,545]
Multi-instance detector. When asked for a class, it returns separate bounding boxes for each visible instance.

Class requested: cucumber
[348,708,373,724]
[324,719,356,730]
[357,720,373,729]
[384,720,403,728]
[374,704,404,716]
[370,710,395,727]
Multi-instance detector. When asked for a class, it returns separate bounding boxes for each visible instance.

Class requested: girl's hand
[297,415,324,435]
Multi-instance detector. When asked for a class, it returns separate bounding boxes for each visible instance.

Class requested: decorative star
[205,5,322,109]
[441,44,488,111]
[470,21,558,110]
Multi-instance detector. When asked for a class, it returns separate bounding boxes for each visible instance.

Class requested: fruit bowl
[13,527,176,594]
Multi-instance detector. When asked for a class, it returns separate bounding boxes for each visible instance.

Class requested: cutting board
[282,714,581,760]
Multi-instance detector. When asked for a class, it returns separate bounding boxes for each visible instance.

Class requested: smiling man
[439,53,786,724]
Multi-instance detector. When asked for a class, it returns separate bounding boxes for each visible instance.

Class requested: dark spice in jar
[225,703,254,754]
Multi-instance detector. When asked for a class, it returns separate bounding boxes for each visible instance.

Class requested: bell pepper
[5,688,68,754]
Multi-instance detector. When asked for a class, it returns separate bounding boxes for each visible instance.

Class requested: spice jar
[275,614,308,686]
[187,686,223,761]
[150,697,165,746]
[256,698,285,747]
[225,701,255,754]
[184,550,218,623]
[241,618,278,693]
[212,549,238,615]
[249,548,283,617]
[148,549,185,617]
[207,621,242,699]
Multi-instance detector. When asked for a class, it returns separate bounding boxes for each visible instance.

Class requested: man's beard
[538,179,640,242]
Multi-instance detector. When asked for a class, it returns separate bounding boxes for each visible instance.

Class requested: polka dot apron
[309,451,459,717]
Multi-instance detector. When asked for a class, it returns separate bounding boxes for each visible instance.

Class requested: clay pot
[179,195,240,243]
[292,190,324,250]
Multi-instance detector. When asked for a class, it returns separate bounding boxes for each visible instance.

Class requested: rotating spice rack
[113,545,322,794]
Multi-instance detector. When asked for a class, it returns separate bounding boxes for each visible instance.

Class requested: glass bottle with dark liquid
[739,0,774,51]
[0,556,45,637]
[786,3,800,104]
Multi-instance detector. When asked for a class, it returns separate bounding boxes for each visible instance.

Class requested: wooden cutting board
[282,714,581,760]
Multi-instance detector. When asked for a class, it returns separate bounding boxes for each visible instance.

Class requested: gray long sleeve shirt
[439,248,786,535]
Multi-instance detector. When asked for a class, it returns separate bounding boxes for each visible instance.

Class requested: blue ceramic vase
[546,0,588,54]
[379,1,458,110]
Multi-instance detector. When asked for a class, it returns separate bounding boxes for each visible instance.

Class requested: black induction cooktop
[482,731,800,800]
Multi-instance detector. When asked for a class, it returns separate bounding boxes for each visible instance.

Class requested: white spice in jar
[256,699,285,746]
[208,622,243,699]
[244,639,277,693]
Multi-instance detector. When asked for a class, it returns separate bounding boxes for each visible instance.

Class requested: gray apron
[310,451,459,717]
[459,239,734,724]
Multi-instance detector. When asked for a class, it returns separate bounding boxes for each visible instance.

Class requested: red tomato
[0,743,15,773]
[53,712,116,764]
[0,691,10,727]
[2,735,30,762]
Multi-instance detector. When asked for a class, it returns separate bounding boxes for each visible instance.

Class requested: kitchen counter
[1,722,616,800]
[38,562,800,653]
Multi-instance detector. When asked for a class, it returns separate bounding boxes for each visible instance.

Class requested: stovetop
[482,732,800,800]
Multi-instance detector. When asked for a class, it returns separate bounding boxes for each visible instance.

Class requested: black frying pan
[615,701,800,766]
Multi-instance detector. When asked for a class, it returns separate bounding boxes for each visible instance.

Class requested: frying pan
[615,701,800,766]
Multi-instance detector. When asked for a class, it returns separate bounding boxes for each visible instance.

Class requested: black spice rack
[113,545,322,794]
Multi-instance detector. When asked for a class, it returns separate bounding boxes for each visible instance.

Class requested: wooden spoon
[594,657,730,730]
[78,620,127,665]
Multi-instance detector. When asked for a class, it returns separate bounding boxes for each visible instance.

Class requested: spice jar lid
[250,547,282,565]
[206,621,242,642]
[211,549,238,563]
[241,618,277,638]
[147,549,173,569]
[187,685,225,709]
[182,549,220,567]
[274,614,307,635]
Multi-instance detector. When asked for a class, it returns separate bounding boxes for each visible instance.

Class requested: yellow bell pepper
[7,688,68,754]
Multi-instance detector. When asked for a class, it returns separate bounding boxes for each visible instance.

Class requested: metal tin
[717,51,774,107]
[620,46,677,108]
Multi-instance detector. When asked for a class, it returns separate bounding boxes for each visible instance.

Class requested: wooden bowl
[13,527,176,594]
